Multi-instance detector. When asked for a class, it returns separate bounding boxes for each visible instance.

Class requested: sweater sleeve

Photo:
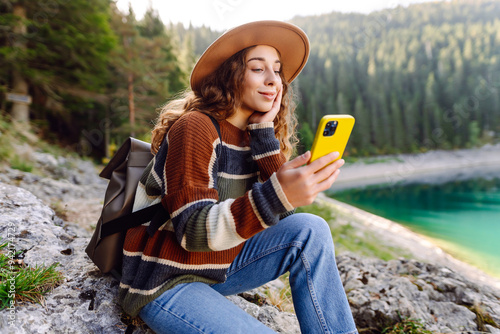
[162,113,293,252]
[247,122,287,181]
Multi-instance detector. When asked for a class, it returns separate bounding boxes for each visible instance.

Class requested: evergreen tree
[3,0,499,158]
[290,0,500,156]
[108,4,188,141]
[352,97,371,155]
[0,0,116,124]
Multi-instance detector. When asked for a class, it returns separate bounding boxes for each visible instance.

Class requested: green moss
[469,303,499,331]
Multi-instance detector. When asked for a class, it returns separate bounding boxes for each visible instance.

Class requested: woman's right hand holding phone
[276,151,344,208]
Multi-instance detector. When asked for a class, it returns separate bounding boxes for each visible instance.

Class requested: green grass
[0,113,83,173]
[345,155,404,165]
[0,114,35,171]
[262,272,294,313]
[9,154,34,172]
[0,116,13,163]
[0,239,64,309]
[382,316,433,334]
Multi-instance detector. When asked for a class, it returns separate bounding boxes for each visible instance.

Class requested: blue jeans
[139,213,358,334]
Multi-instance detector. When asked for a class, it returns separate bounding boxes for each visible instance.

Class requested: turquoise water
[330,168,500,278]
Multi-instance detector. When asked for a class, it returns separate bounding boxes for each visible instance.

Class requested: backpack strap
[210,114,222,142]
[100,115,222,239]
[145,114,221,237]
[100,202,163,238]
[100,115,221,239]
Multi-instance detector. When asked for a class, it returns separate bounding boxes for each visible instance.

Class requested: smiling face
[239,45,282,116]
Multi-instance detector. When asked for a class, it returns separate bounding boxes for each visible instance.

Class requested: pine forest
[1,0,499,159]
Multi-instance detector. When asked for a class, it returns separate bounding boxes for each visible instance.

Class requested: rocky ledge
[339,254,500,333]
[1,154,500,333]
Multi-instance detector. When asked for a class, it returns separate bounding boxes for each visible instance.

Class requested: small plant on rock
[0,239,64,309]
[382,316,432,334]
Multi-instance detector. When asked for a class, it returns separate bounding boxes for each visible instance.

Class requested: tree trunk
[11,70,30,123]
[10,4,30,123]
[128,72,135,137]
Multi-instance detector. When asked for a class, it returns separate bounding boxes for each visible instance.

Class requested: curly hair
[151,46,298,160]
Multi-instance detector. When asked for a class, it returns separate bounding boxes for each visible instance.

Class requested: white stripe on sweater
[247,122,274,130]
[151,168,163,194]
[206,199,246,251]
[253,149,281,161]
[270,173,294,211]
[217,171,258,180]
[119,281,168,296]
[208,138,220,188]
[221,141,251,151]
[123,250,231,270]
[170,199,217,219]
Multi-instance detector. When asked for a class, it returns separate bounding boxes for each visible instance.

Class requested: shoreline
[318,194,500,291]
[322,143,500,291]
[333,143,500,191]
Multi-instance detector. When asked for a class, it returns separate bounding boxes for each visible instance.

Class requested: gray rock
[32,152,104,186]
[0,183,137,334]
[1,166,107,204]
[337,253,500,333]
[487,325,500,334]
[229,290,301,334]
[257,305,300,334]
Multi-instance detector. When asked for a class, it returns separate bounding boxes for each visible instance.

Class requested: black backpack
[85,116,221,280]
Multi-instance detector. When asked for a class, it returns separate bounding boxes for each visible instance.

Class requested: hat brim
[190,20,309,92]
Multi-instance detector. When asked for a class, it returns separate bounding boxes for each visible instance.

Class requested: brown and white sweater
[118,111,294,316]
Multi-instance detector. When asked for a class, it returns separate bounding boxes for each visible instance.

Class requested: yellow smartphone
[309,115,355,163]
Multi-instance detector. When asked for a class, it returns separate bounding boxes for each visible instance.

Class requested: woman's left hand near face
[248,86,282,124]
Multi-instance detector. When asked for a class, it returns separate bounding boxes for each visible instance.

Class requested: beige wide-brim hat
[190,20,310,92]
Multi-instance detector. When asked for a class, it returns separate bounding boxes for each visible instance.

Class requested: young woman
[118,20,358,334]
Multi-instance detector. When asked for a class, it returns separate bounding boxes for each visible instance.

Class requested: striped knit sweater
[118,111,294,316]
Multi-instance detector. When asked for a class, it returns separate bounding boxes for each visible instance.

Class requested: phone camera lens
[323,120,338,137]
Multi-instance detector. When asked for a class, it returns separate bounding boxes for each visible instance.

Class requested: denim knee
[284,213,334,249]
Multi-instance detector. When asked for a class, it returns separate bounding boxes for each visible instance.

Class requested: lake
[330,164,500,278]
